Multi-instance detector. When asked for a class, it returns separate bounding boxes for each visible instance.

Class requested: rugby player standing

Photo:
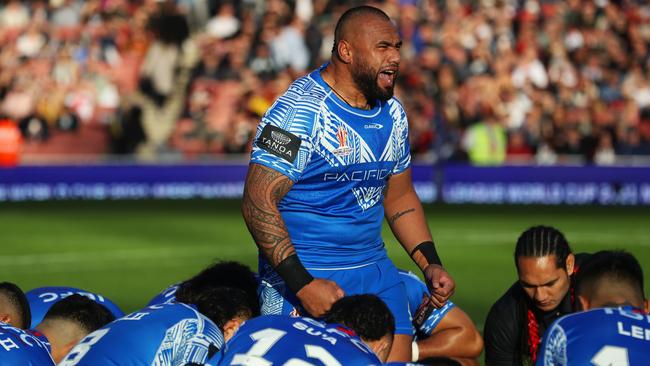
[242,5,454,362]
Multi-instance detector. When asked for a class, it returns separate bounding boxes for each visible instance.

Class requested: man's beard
[350,57,395,105]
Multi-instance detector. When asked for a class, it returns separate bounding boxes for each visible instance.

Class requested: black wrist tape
[410,241,443,266]
[275,254,314,293]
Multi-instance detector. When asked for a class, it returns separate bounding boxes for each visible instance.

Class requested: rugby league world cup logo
[334,126,353,157]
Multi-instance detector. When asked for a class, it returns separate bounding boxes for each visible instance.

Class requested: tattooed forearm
[388,208,416,225]
[242,164,296,266]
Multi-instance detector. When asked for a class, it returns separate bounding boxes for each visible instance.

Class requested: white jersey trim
[306,262,376,271]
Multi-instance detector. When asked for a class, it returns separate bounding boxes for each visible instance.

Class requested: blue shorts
[258,256,415,335]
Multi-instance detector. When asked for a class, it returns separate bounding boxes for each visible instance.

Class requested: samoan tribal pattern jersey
[26,286,124,328]
[251,64,411,269]
[399,270,455,336]
[209,315,382,366]
[147,283,181,306]
[536,306,650,366]
[0,322,54,366]
[59,302,223,366]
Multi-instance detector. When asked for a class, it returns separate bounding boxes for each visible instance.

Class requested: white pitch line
[0,245,252,267]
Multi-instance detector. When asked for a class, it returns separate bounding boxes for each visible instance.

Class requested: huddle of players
[0,261,481,365]
[0,227,648,366]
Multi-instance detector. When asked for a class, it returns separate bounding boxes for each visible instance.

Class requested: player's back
[214,315,381,366]
[536,306,650,366]
[59,302,223,366]
[0,322,54,366]
[26,286,124,327]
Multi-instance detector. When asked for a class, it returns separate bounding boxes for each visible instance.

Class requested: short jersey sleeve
[156,316,224,365]
[390,100,411,175]
[250,84,321,182]
[535,321,568,366]
[399,270,455,336]
[419,301,455,336]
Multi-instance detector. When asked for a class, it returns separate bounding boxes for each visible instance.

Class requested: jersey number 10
[231,328,342,366]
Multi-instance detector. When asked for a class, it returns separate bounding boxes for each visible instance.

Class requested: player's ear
[644,298,650,315]
[577,294,589,311]
[337,40,352,64]
[565,253,575,274]
[0,313,10,325]
[222,316,246,342]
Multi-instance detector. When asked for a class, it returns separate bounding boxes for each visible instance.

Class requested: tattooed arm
[384,168,455,306]
[241,163,295,265]
[384,168,434,263]
[241,163,343,316]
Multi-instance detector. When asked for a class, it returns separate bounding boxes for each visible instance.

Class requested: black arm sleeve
[484,285,525,366]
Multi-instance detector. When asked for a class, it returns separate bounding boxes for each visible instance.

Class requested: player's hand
[295,278,345,317]
[424,264,455,308]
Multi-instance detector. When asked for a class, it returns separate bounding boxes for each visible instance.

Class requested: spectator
[0,0,648,163]
[0,0,30,30]
[593,131,616,165]
[461,106,507,166]
[506,129,534,163]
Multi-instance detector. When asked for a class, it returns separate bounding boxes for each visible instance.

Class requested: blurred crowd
[1,0,650,164]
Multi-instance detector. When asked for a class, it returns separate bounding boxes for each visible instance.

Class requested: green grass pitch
[2,200,649,333]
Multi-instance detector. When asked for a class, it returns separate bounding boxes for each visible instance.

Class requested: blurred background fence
[3,161,650,204]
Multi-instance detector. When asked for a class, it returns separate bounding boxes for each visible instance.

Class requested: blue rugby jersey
[251,64,410,269]
[0,322,54,365]
[398,270,455,336]
[147,272,261,306]
[26,286,124,327]
[59,302,223,366]
[210,315,382,365]
[147,283,180,306]
[536,306,650,366]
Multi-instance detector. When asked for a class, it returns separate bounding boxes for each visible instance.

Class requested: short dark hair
[332,5,391,58]
[323,294,395,342]
[0,282,31,329]
[43,294,115,334]
[576,250,645,302]
[187,287,254,329]
[175,261,259,316]
[514,225,572,270]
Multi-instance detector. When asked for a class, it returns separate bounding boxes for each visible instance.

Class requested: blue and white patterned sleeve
[250,79,322,182]
[387,99,411,175]
[535,321,568,366]
[418,301,456,336]
[400,270,455,337]
[154,316,224,366]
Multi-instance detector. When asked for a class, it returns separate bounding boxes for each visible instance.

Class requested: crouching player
[1,294,115,365]
[59,287,254,366]
[536,250,650,365]
[211,295,395,365]
[147,260,259,313]
[400,270,483,364]
[26,286,124,327]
